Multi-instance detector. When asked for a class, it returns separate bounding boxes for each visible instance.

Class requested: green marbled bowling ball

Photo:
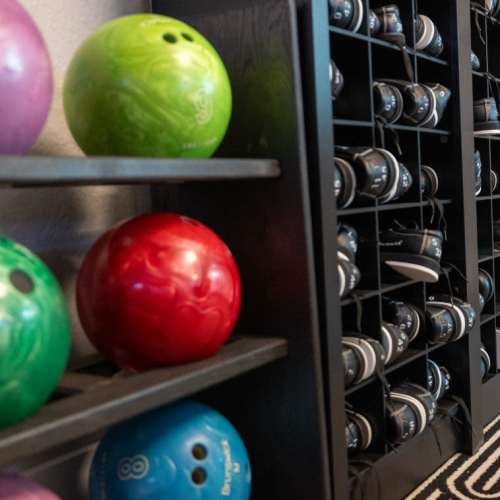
[0,238,70,429]
[63,14,232,158]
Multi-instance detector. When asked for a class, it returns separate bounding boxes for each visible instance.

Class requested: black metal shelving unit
[0,1,333,499]
[299,0,482,498]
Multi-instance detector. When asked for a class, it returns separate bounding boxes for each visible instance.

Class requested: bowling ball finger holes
[9,270,34,294]
[191,467,207,485]
[182,33,194,42]
[192,443,208,459]
[163,33,178,44]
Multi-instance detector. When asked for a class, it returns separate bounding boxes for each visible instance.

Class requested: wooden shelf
[0,156,280,187]
[330,26,449,66]
[0,335,287,467]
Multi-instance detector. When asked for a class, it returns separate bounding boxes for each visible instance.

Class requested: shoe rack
[0,1,333,499]
[471,4,500,426]
[299,1,482,499]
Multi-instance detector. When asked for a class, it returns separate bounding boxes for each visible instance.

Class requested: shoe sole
[474,126,500,136]
[381,253,440,282]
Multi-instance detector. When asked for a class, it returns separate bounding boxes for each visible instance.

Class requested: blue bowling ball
[89,400,251,499]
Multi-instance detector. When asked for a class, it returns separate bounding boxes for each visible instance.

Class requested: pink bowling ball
[0,474,60,499]
[0,0,53,154]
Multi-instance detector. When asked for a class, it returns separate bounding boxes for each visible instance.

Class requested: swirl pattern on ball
[77,213,241,370]
[0,238,70,429]
[64,14,232,158]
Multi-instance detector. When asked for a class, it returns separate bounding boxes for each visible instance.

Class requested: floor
[406,413,500,499]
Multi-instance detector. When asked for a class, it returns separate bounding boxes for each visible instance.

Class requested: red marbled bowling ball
[77,213,241,371]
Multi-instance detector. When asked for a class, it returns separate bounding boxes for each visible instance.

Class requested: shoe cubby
[487,18,500,78]
[370,0,416,47]
[476,137,493,196]
[479,260,496,320]
[340,212,380,291]
[428,337,471,404]
[385,355,428,390]
[490,140,500,194]
[331,35,372,122]
[492,197,500,241]
[302,0,483,498]
[473,72,490,102]
[342,295,382,333]
[471,8,488,74]
[415,0,451,65]
[420,133,456,198]
[477,199,494,258]
[382,281,427,350]
[371,42,417,82]
[346,382,387,456]
[481,320,497,380]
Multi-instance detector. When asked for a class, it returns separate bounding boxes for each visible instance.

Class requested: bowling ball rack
[0,1,334,499]
[0,335,287,467]
[0,157,280,186]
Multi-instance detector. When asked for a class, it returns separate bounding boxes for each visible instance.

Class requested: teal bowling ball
[89,400,251,499]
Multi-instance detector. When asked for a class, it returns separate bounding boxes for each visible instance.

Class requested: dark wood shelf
[337,204,377,215]
[479,253,494,263]
[345,375,378,396]
[481,314,496,325]
[341,288,380,306]
[384,348,427,374]
[341,279,419,306]
[330,26,372,43]
[338,199,452,216]
[390,123,451,135]
[329,26,449,66]
[332,118,450,135]
[333,118,374,128]
[380,279,420,295]
[427,342,447,354]
[0,335,287,467]
[345,348,426,395]
[476,135,500,142]
[0,156,280,187]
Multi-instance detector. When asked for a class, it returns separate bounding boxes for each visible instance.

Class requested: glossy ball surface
[0,238,70,429]
[89,401,251,500]
[77,213,241,370]
[0,474,60,499]
[64,14,232,158]
[0,0,53,154]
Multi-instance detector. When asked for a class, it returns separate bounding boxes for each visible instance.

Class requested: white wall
[21,0,150,156]
[5,1,150,497]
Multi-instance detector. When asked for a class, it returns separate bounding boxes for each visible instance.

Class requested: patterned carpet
[406,414,500,499]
